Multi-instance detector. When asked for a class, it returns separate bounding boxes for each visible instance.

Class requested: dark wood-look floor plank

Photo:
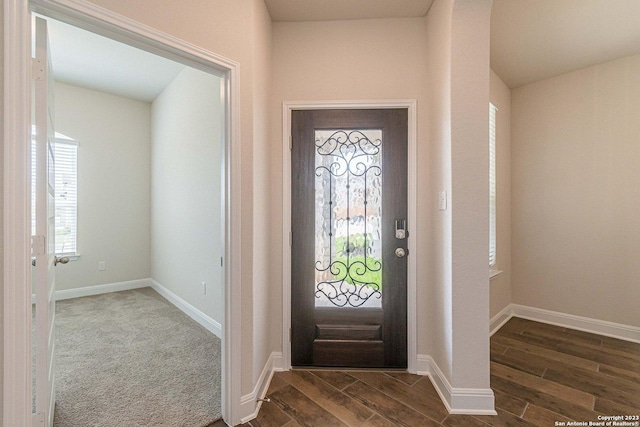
[268,384,348,427]
[555,341,640,372]
[491,335,600,371]
[360,414,399,427]
[343,380,439,427]
[598,363,640,385]
[491,341,509,356]
[594,397,640,416]
[493,388,528,417]
[558,327,640,355]
[490,374,602,421]
[348,370,449,423]
[491,362,595,409]
[490,349,547,377]
[599,335,640,354]
[250,401,293,427]
[522,404,572,427]
[442,414,489,426]
[383,370,422,386]
[267,373,291,394]
[411,375,449,406]
[307,370,358,391]
[277,370,373,425]
[522,326,603,348]
[543,365,640,408]
[474,408,539,427]
[498,317,565,335]
[592,344,640,364]
[495,329,562,351]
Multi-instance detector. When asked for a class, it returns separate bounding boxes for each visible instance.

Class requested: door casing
[3,0,243,425]
[281,100,418,372]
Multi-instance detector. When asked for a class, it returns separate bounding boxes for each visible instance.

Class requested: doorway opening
[30,15,226,425]
[4,1,242,425]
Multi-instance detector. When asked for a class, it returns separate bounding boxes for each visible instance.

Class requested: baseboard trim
[240,351,283,424]
[416,355,497,415]
[150,279,223,339]
[491,303,640,344]
[36,278,224,339]
[509,304,640,344]
[489,304,514,336]
[53,278,151,301]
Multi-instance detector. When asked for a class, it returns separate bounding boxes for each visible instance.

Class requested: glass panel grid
[314,129,383,308]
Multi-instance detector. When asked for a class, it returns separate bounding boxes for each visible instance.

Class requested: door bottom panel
[313,340,384,367]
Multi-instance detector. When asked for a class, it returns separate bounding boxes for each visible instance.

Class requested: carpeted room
[35,289,221,426]
[31,17,226,426]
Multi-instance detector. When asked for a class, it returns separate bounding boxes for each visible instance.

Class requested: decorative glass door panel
[314,129,383,308]
[291,109,407,368]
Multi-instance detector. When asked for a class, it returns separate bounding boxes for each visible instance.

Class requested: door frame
[3,0,243,425]
[281,100,418,372]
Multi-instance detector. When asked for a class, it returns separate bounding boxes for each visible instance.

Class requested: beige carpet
[52,287,221,426]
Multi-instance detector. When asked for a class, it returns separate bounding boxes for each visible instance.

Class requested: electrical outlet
[201,281,207,295]
[98,261,106,271]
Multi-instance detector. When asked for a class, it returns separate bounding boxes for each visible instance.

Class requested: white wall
[425,0,493,395]
[53,82,151,291]
[0,1,5,421]
[489,69,511,318]
[512,53,640,328]
[251,0,273,387]
[448,0,492,391]
[151,67,224,326]
[425,0,454,383]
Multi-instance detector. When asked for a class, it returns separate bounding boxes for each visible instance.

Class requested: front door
[291,109,408,368]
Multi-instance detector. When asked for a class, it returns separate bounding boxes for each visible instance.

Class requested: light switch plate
[439,191,447,210]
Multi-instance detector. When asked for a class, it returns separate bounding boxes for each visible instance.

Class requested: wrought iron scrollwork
[314,130,382,308]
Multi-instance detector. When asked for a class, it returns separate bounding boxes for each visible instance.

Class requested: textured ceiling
[264,0,434,22]
[491,0,640,88]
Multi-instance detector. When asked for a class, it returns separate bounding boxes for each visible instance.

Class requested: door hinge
[32,58,45,81]
[220,257,223,267]
[289,135,292,151]
[31,235,46,256]
[289,327,292,342]
[289,231,292,247]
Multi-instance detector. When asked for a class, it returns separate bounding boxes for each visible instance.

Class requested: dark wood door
[291,109,408,368]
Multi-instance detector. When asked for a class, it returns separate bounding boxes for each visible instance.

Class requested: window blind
[31,139,37,237]
[31,137,79,255]
[489,103,497,266]
[54,139,79,255]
